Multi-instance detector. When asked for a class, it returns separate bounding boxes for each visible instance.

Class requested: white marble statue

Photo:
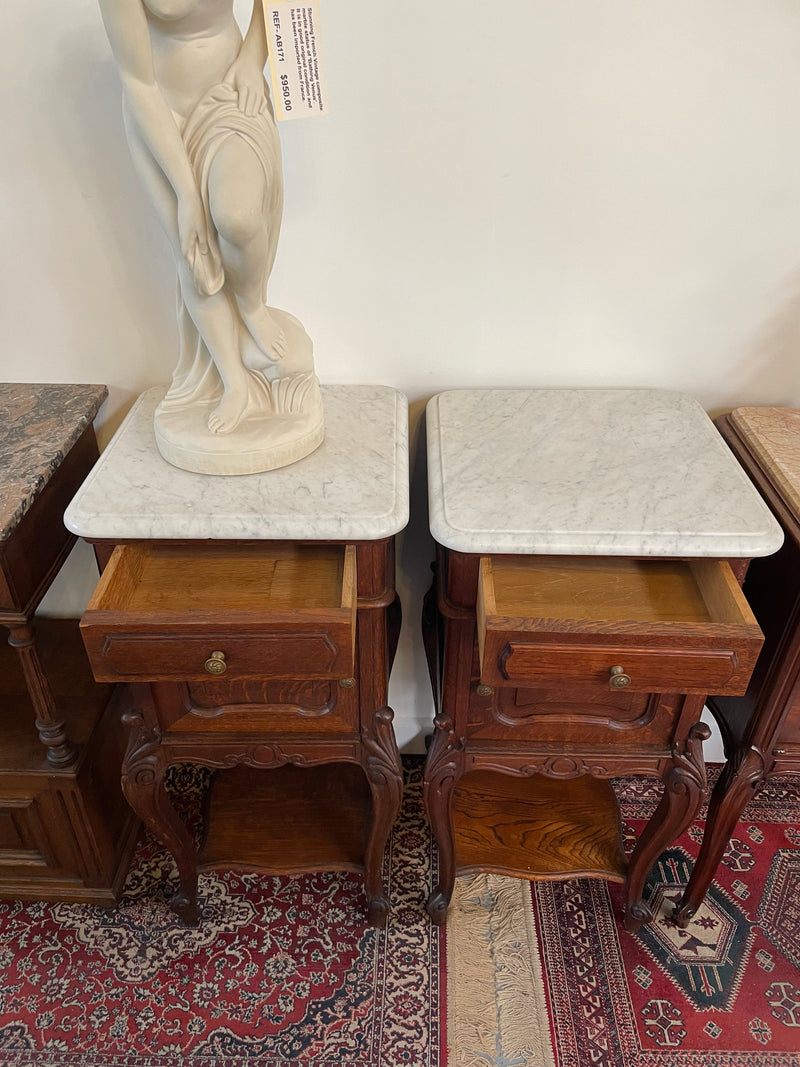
[100,0,324,474]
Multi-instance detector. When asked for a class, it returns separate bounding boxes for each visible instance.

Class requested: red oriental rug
[0,762,443,1067]
[2,762,800,1066]
[446,771,800,1067]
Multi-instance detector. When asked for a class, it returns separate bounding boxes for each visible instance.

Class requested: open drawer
[81,542,356,683]
[477,556,763,696]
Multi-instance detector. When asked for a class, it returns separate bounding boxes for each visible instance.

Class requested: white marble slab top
[427,388,783,557]
[66,385,409,542]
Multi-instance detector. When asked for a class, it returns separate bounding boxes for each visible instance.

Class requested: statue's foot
[208,385,249,434]
[238,302,287,367]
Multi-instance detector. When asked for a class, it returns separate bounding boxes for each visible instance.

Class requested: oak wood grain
[453,770,627,881]
[199,763,370,873]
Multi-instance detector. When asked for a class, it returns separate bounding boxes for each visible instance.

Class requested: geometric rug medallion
[634,848,753,1011]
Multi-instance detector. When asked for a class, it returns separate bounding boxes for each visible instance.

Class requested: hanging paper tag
[264,1,329,121]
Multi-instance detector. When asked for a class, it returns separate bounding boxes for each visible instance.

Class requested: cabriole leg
[673,745,766,928]
[624,721,710,934]
[362,706,403,927]
[121,708,200,925]
[424,714,461,924]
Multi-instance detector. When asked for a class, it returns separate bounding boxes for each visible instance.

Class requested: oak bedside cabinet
[422,389,782,932]
[675,407,800,926]
[65,385,409,926]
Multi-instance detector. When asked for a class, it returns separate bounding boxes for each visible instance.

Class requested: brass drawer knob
[609,665,631,689]
[204,651,227,676]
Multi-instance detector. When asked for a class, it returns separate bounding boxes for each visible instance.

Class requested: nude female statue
[100,0,322,472]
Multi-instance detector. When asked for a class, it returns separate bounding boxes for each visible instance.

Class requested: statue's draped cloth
[159,83,283,412]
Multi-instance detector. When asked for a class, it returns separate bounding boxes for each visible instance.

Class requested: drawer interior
[480,556,754,631]
[90,542,356,615]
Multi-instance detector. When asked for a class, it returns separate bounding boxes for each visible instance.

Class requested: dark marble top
[0,384,107,541]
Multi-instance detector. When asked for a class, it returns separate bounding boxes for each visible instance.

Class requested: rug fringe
[447,873,555,1067]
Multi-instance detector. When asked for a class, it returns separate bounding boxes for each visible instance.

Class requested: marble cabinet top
[427,388,783,557]
[729,407,800,523]
[0,383,107,541]
[65,385,409,542]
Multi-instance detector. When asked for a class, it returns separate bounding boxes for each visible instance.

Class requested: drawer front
[478,556,763,697]
[488,639,746,694]
[85,626,355,683]
[81,542,357,684]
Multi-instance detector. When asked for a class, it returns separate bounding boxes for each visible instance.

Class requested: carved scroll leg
[121,710,200,925]
[624,722,711,935]
[673,746,767,928]
[423,714,461,925]
[8,622,77,767]
[362,707,404,927]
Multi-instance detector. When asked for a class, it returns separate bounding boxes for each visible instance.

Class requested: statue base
[154,373,325,476]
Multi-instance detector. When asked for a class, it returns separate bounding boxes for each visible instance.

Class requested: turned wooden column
[6,621,77,766]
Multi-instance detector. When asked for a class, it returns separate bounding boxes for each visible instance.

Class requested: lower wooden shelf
[199,762,371,874]
[453,770,627,882]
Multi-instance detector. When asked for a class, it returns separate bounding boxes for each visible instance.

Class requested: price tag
[264,1,329,121]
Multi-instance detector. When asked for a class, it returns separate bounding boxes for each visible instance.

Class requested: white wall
[3,1,800,755]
